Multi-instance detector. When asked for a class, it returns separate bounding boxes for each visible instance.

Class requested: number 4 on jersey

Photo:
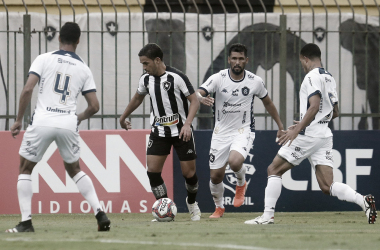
[54,72,71,104]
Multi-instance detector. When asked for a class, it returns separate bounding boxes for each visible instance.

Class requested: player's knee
[210,174,224,184]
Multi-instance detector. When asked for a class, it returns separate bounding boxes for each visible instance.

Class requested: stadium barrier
[1,129,379,214]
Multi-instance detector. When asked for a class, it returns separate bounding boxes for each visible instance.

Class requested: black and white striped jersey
[137,66,195,137]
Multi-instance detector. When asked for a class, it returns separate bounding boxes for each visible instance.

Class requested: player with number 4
[7,22,110,233]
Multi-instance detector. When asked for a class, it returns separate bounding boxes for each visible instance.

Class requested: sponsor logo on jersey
[221,73,226,78]
[319,97,323,112]
[222,109,241,114]
[58,58,76,66]
[46,107,71,114]
[325,77,331,83]
[242,111,246,124]
[210,148,218,152]
[242,86,250,96]
[206,80,213,86]
[318,121,330,124]
[162,81,171,91]
[223,102,242,107]
[248,74,255,80]
[154,113,179,126]
[221,88,228,93]
[232,89,239,96]
[325,150,333,161]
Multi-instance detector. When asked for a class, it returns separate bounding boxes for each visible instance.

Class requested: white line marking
[4,237,273,250]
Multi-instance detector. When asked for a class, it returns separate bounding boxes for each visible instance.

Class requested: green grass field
[1,212,379,250]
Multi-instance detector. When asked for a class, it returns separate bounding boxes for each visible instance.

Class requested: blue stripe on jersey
[198,87,209,96]
[304,90,321,134]
[29,71,40,79]
[82,89,96,95]
[53,50,84,63]
[250,95,255,132]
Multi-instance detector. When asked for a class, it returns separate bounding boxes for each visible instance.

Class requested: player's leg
[208,136,230,218]
[209,166,227,218]
[245,134,312,225]
[312,137,376,224]
[57,128,110,231]
[147,155,168,199]
[6,126,54,233]
[229,132,255,207]
[146,133,172,200]
[228,151,247,207]
[174,132,200,221]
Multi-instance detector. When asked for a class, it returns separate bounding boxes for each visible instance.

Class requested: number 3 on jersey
[54,72,71,104]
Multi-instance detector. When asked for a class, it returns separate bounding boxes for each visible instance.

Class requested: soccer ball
[152,198,177,222]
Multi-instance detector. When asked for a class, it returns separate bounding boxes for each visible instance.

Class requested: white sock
[330,182,365,210]
[73,171,102,215]
[210,180,225,208]
[18,174,33,222]
[263,175,282,220]
[234,166,246,186]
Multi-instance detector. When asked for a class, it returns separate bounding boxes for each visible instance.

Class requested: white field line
[3,237,275,250]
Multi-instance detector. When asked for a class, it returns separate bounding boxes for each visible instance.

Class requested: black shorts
[147,132,197,161]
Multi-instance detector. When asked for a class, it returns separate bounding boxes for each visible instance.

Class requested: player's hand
[287,120,300,130]
[10,121,22,138]
[276,129,286,142]
[179,124,191,142]
[120,119,132,131]
[200,95,214,106]
[278,128,299,147]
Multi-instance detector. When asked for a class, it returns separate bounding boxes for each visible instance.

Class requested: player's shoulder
[166,66,190,82]
[244,70,262,82]
[139,73,150,81]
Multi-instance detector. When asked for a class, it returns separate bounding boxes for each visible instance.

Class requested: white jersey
[299,67,338,138]
[199,69,268,136]
[28,50,96,131]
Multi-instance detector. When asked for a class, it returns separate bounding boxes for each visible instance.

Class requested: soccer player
[119,43,201,221]
[245,43,377,225]
[6,22,111,233]
[197,43,284,218]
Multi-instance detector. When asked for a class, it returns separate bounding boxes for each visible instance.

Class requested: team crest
[242,87,250,96]
[162,81,171,91]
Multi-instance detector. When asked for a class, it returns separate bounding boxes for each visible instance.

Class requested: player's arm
[261,95,284,138]
[196,89,214,107]
[179,92,199,141]
[278,94,320,146]
[10,74,39,138]
[77,92,100,125]
[119,92,145,130]
[332,103,339,119]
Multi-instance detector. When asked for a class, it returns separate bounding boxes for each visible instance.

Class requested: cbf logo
[223,155,256,206]
[162,81,171,91]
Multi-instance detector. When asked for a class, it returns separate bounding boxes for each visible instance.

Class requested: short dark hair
[59,22,81,45]
[229,43,247,57]
[300,43,321,60]
[138,43,164,61]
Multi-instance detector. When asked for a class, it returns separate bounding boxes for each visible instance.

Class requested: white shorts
[209,132,255,169]
[19,125,80,163]
[278,135,333,169]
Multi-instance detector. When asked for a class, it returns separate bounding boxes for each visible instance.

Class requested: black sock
[147,171,168,199]
[185,173,199,204]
